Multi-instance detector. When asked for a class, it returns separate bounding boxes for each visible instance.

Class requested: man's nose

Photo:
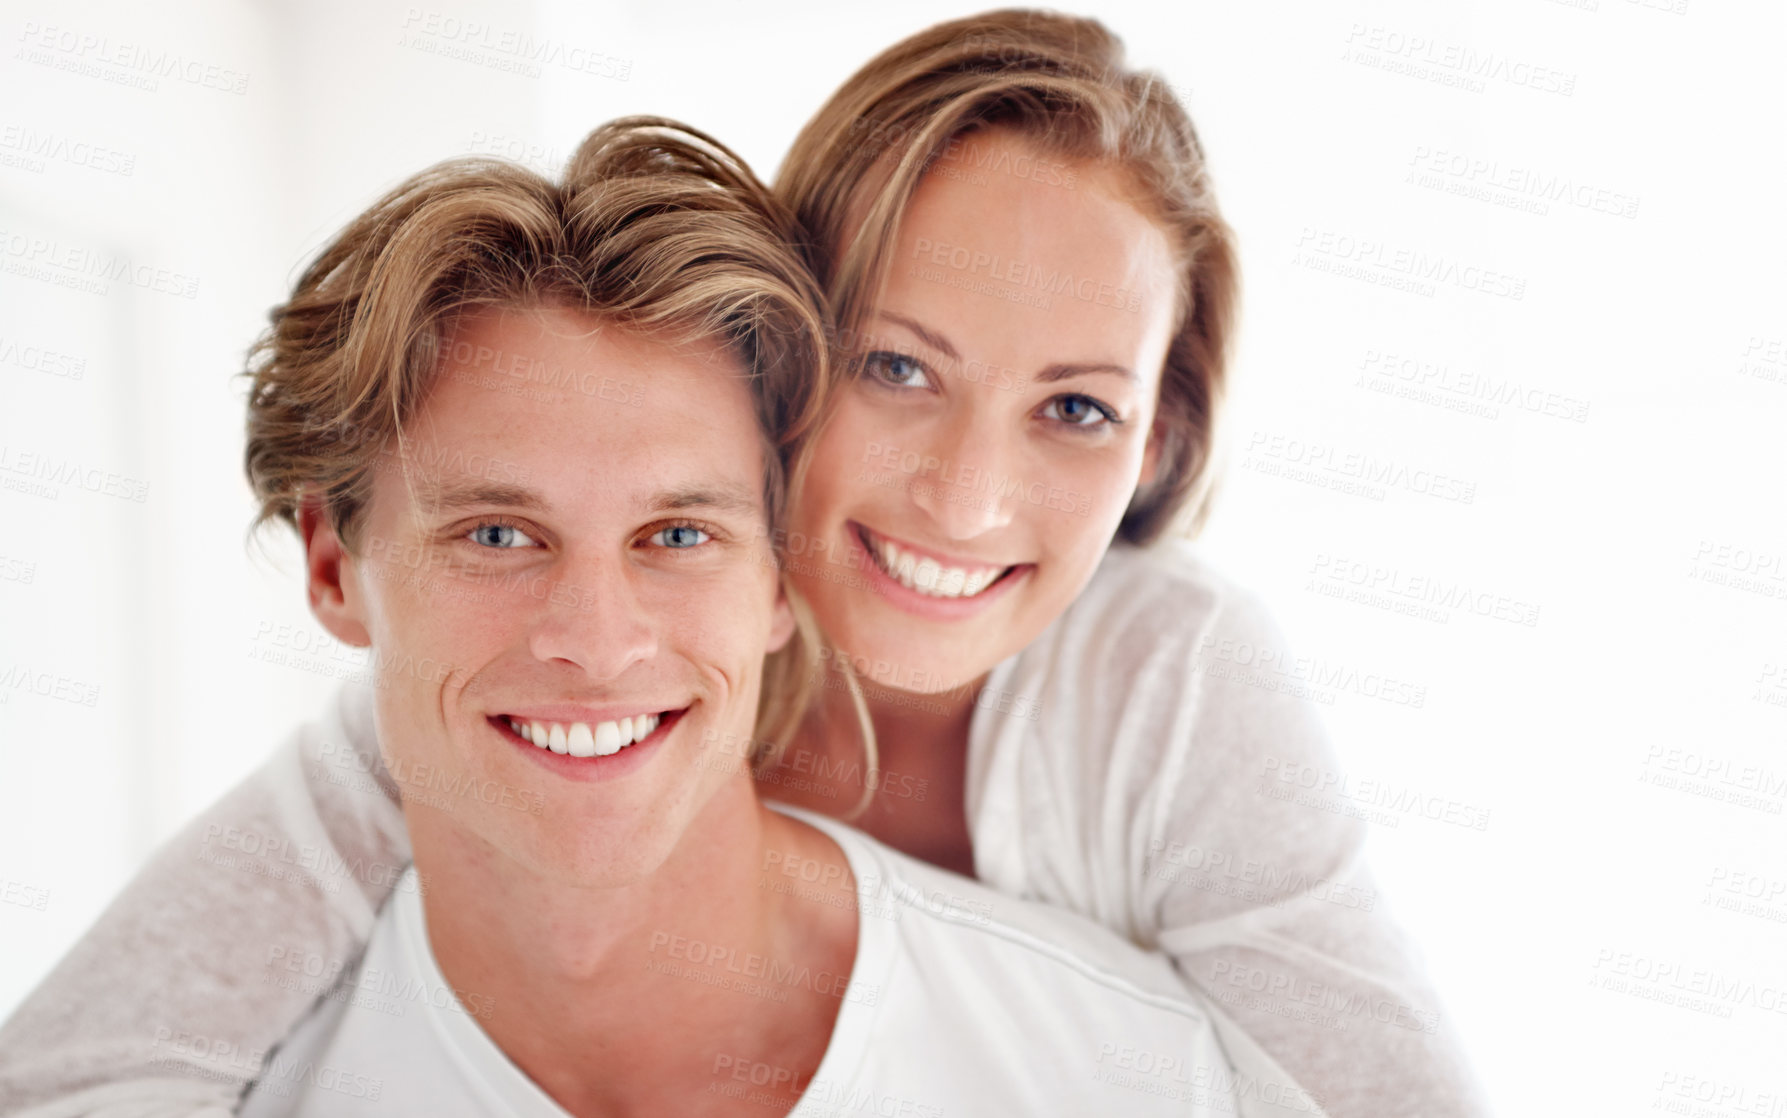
[526,553,658,681]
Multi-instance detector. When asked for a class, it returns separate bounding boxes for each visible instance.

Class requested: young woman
[761,16,1487,1114]
[762,13,1236,870]
[0,12,1486,1118]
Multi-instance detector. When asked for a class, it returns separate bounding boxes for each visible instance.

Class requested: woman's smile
[789,128,1179,695]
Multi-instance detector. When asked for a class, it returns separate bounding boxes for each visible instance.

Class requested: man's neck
[407,777,859,1117]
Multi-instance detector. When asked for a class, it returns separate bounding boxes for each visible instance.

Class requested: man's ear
[765,577,799,656]
[298,494,371,648]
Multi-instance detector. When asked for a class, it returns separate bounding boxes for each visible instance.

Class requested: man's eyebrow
[643,484,764,518]
[412,478,549,513]
[409,477,761,518]
[876,310,1135,385]
[417,479,762,518]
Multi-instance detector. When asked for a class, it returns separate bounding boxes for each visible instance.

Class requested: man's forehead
[384,305,771,526]
[405,473,764,520]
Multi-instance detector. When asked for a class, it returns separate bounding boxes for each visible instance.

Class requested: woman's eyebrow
[877,310,1134,384]
[1034,362,1136,384]
[875,311,959,361]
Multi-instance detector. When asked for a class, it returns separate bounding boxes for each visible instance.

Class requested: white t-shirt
[0,542,1485,1118]
[239,806,1239,1117]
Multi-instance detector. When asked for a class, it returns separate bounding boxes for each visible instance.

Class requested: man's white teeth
[595,720,622,754]
[567,722,594,757]
[869,535,1004,598]
[507,714,660,757]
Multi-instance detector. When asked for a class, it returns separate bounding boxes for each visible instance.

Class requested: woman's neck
[760,667,984,878]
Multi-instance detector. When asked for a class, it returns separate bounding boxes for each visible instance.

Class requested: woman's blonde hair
[242,116,833,753]
[759,10,1241,815]
[777,7,1239,542]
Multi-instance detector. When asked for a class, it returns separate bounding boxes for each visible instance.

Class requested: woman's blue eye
[469,523,536,548]
[1043,394,1114,427]
[654,525,710,549]
[865,351,932,389]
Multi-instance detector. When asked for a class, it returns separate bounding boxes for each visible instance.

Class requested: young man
[0,121,1299,1117]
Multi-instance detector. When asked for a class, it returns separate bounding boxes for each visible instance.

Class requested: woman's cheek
[811,423,896,545]
[1039,444,1137,531]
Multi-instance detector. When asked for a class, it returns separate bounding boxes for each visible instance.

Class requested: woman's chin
[821,618,994,698]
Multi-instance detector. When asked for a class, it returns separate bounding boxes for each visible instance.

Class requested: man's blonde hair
[242,116,833,753]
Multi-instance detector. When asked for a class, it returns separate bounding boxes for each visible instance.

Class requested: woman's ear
[1138,418,1166,489]
[298,494,372,648]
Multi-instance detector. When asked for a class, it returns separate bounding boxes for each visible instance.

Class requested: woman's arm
[0,683,410,1117]
[966,545,1492,1118]
[1142,575,1492,1118]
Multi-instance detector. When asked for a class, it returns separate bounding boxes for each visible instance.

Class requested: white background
[1,0,1783,1113]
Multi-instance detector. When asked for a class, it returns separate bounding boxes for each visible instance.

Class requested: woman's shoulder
[980,539,1333,796]
[967,542,1347,934]
[975,540,1309,765]
[1048,540,1291,674]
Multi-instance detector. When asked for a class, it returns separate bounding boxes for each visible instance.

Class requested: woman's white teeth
[870,535,1003,598]
[507,714,660,757]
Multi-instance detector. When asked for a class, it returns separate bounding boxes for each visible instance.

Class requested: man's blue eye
[655,525,709,549]
[469,524,535,548]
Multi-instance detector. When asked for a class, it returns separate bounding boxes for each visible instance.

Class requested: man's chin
[512,827,683,891]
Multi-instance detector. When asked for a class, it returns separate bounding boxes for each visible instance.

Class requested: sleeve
[0,682,411,1117]
[1138,578,1493,1118]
